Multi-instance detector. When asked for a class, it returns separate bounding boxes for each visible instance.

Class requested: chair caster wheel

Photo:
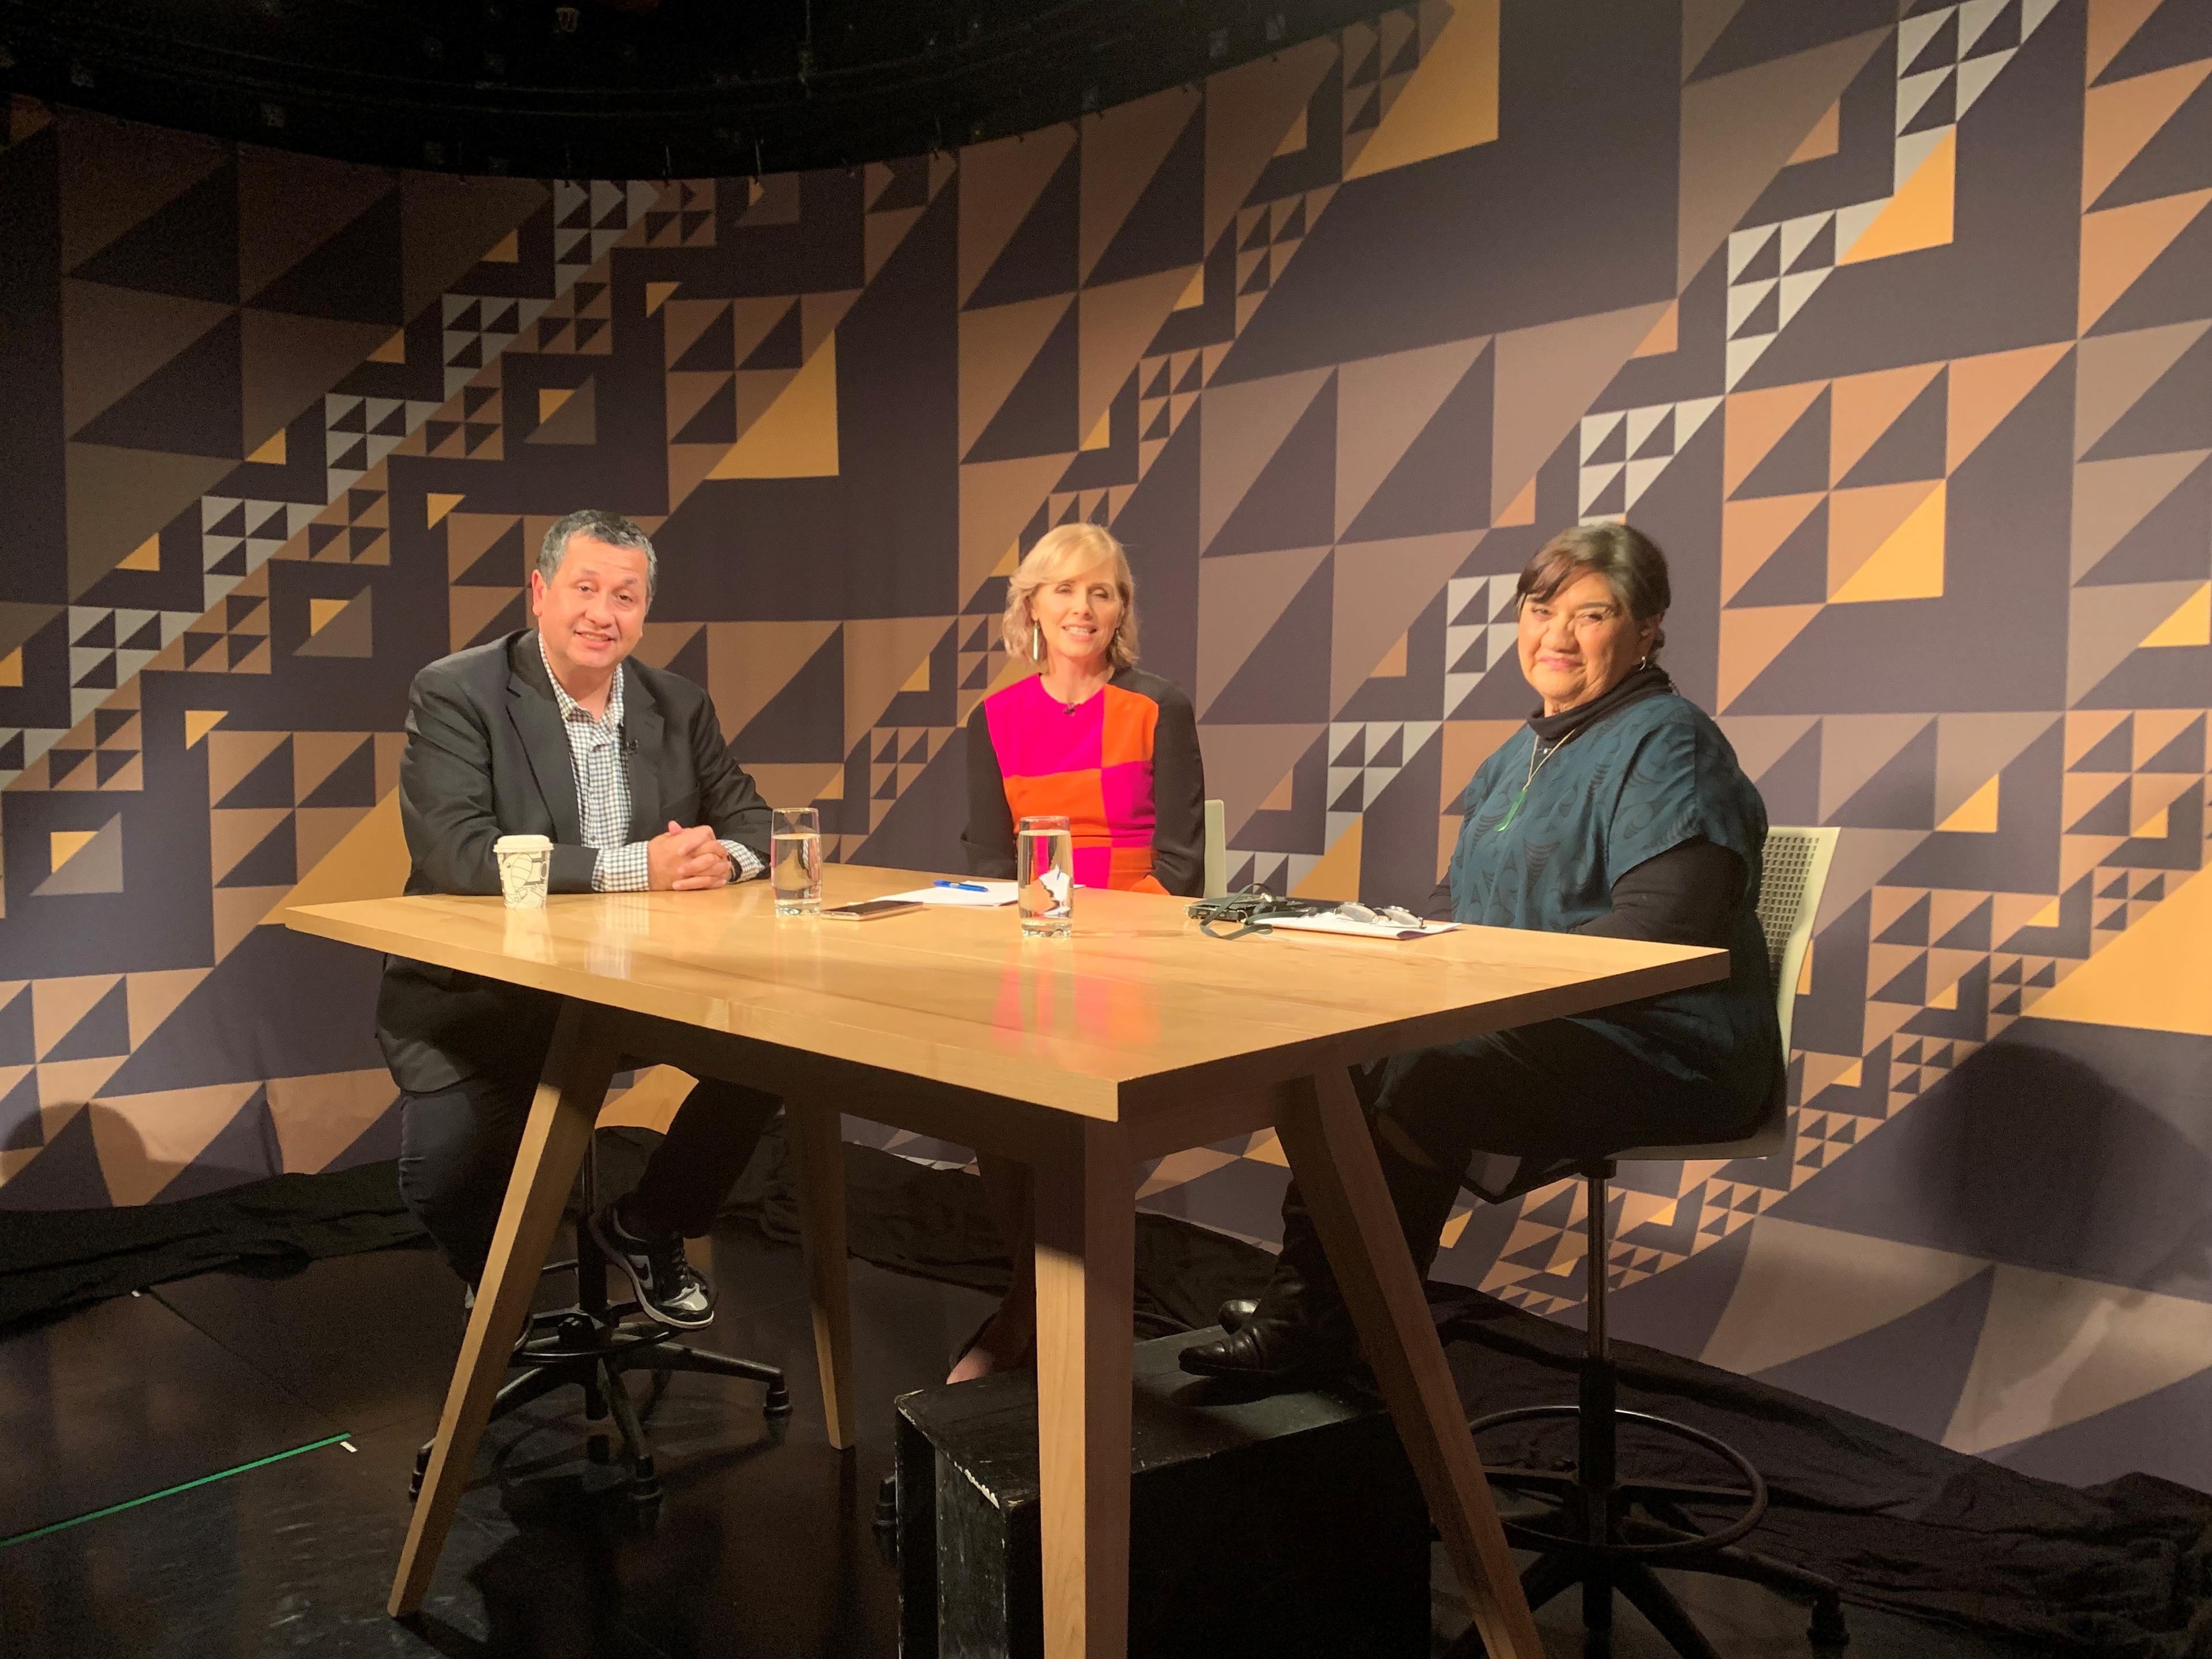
[764,1382,793,1418]
[873,1472,898,1532]
[408,1443,430,1501]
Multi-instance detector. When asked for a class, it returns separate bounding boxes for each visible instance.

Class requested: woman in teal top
[1186,522,1782,1384]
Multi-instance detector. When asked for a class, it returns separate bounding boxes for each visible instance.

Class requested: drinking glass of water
[772,807,822,916]
[1017,814,1074,938]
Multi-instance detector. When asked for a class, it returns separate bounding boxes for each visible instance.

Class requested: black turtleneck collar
[1529,662,1675,744]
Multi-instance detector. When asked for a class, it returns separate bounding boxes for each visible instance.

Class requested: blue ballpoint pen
[933,880,990,892]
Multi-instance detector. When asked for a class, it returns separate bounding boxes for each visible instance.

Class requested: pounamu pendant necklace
[1495,727,1580,832]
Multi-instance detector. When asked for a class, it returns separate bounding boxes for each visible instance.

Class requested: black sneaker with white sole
[589,1202,717,1329]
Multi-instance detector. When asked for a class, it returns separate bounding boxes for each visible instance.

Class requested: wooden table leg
[388,1001,618,1618]
[785,1099,856,1450]
[1275,1067,1544,1659]
[1031,1117,1134,1659]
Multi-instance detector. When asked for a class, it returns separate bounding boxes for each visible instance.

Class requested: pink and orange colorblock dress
[961,668,1206,897]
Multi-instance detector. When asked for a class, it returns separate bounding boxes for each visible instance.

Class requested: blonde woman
[950,521,1205,1382]
[960,521,1205,895]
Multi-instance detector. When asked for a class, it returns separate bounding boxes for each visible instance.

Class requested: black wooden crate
[894,1327,1430,1658]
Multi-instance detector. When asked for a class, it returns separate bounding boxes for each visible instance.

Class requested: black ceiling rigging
[1,0,1381,177]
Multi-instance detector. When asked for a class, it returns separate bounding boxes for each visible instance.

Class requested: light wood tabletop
[288,865,1728,1659]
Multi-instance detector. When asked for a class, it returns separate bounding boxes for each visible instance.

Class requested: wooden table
[287,866,1726,1659]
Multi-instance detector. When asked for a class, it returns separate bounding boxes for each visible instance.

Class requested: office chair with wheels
[410,1130,791,1520]
[1448,825,1846,1658]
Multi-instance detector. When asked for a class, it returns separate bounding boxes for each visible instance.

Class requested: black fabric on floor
[9,1121,2209,1654]
[0,1161,429,1330]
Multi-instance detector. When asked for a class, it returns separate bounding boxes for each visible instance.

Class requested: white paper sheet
[877,880,1021,908]
[1261,913,1457,941]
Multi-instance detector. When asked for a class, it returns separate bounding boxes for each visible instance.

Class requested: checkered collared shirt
[539,634,763,892]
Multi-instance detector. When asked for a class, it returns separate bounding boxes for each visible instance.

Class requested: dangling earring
[1030,620,1045,665]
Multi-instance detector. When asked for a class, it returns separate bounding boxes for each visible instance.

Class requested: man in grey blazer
[378,509,778,1327]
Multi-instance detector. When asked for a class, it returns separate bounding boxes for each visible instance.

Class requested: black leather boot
[1185,1134,1461,1386]
[1180,1247,1361,1384]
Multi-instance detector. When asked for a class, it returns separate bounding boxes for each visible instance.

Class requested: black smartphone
[816,899,925,922]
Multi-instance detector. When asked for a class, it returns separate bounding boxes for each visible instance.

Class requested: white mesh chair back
[1203,798,1229,898]
[1619,825,1838,1164]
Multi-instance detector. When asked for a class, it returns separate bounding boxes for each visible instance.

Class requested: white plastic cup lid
[494,834,552,854]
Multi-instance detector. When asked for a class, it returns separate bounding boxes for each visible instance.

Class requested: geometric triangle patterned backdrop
[1,0,2207,1493]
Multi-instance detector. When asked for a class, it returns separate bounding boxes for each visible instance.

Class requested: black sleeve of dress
[1571,838,1744,948]
[1146,681,1207,898]
[960,703,1017,880]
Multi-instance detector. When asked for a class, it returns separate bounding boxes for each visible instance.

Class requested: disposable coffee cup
[493,834,552,908]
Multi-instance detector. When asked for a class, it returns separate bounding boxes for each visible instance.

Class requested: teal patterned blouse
[1445,693,1782,1116]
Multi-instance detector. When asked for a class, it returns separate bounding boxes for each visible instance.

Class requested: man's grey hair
[538,509,657,599]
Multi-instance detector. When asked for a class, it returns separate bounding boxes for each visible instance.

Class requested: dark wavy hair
[1516,521,1671,661]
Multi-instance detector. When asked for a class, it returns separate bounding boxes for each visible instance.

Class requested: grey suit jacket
[376,630,771,1093]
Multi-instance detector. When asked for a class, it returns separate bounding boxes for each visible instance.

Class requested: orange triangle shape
[1840,129,1955,265]
[1722,493,1825,603]
[1832,482,1945,603]
[1724,380,1827,497]
[1829,362,1944,486]
[2080,189,2212,335]
[2084,61,2212,210]
[1718,604,1820,709]
[1947,342,2071,469]
[2141,583,2210,648]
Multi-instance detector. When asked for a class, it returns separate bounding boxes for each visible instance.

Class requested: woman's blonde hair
[1000,521,1139,673]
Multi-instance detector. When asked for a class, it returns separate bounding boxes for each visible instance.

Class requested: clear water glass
[1017,814,1074,938]
[771,807,822,915]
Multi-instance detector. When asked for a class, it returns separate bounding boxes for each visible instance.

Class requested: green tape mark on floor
[0,1433,354,1550]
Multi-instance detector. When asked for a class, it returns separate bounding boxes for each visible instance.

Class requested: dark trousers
[1282,1019,1737,1281]
[397,1063,781,1285]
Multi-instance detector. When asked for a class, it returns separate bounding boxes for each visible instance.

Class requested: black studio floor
[0,1222,2057,1659]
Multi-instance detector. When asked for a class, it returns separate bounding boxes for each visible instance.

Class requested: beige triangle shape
[1203,36,1338,253]
[448,585,520,654]
[1934,713,2056,823]
[1492,301,1673,523]
[1717,603,1820,710]
[33,975,124,1060]
[1699,1216,1991,1377]
[2072,450,2210,579]
[2087,0,2165,84]
[660,298,731,370]
[1829,361,1945,486]
[67,445,235,600]
[265,1069,399,1175]
[1199,722,1325,838]
[959,292,1075,459]
[1336,336,1489,538]
[1828,478,1942,593]
[1198,546,1331,712]
[1330,532,1482,709]
[1945,1263,2212,1454]
[1678,27,1889,286]
[283,791,407,911]
[240,310,399,459]
[443,512,522,584]
[701,620,842,744]
[959,124,1078,305]
[210,806,291,885]
[1079,86,1200,283]
[844,617,955,754]
[2068,578,2205,701]
[644,280,679,316]
[2084,60,2212,210]
[1199,366,1333,550]
[1077,268,1198,459]
[204,729,289,805]
[89,1082,263,1206]
[1720,493,1825,603]
[960,453,1077,602]
[1937,340,2069,471]
[289,732,370,805]
[2080,189,2212,335]
[2076,322,2209,459]
[124,968,208,1048]
[801,290,861,361]
[1816,715,1936,823]
[60,280,237,437]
